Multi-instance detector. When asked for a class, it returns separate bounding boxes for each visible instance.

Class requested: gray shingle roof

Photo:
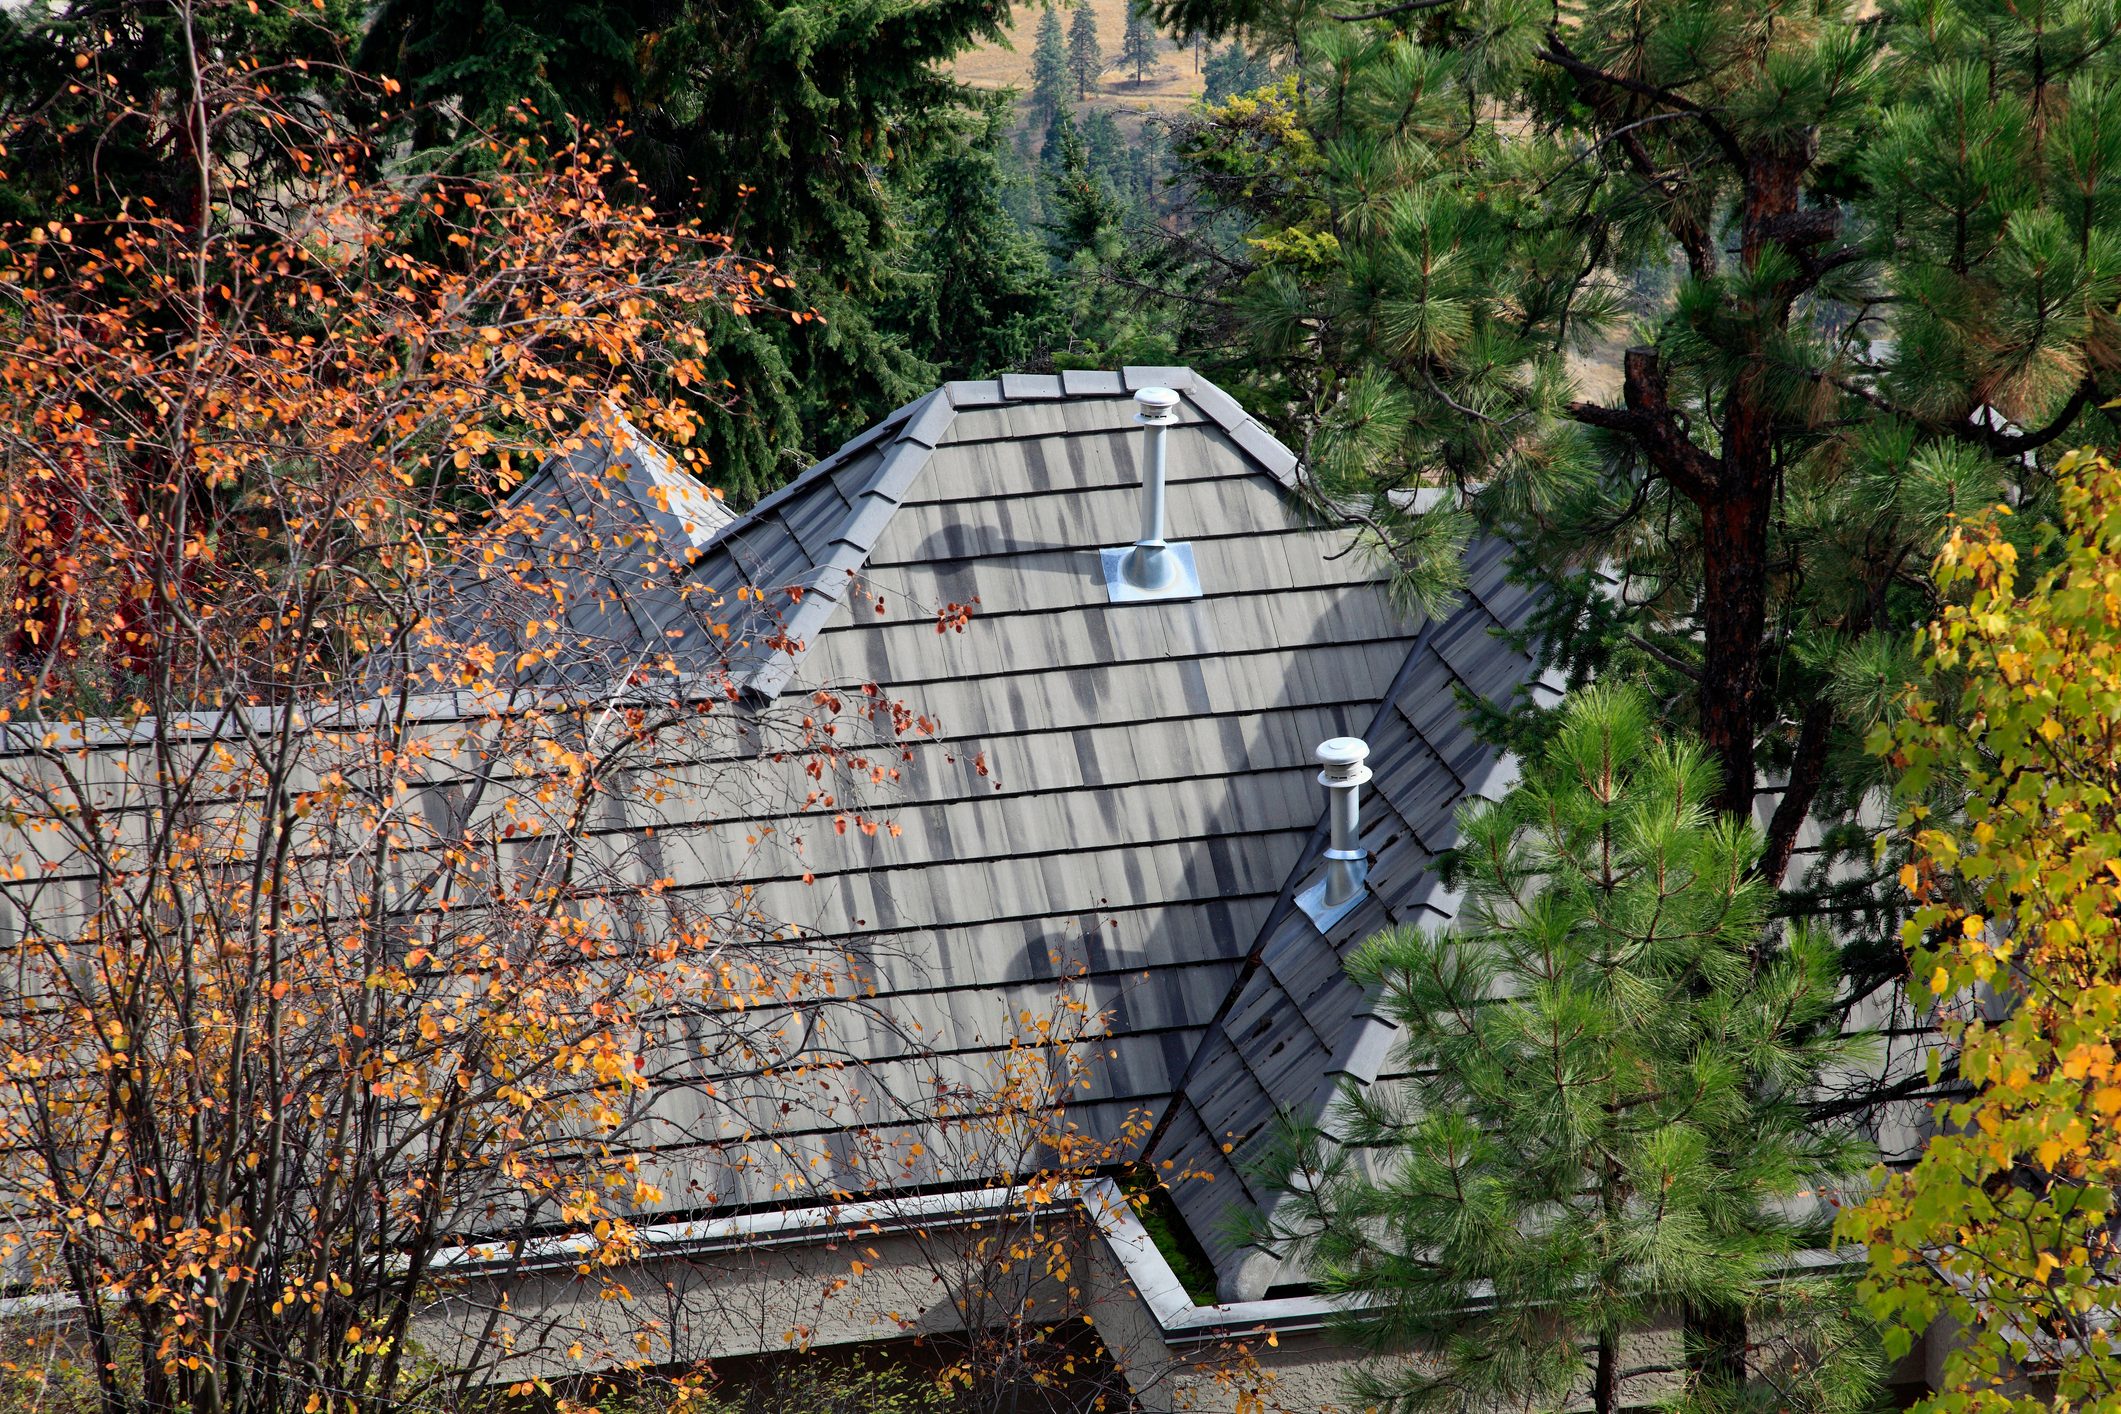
[1145,537,1557,1297]
[414,413,740,689]
[425,372,1546,1288]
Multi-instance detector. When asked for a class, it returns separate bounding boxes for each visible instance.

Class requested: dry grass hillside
[955,0,1209,111]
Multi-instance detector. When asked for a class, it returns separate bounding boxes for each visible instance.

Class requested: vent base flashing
[1295,874,1365,934]
[1101,543,1202,603]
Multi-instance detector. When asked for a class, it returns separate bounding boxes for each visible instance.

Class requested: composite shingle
[377,371,1537,1293]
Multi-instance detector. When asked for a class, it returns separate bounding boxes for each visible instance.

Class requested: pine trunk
[1699,145,1807,827]
[1695,484,1770,824]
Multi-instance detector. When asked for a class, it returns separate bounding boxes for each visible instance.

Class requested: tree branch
[1977,375,2098,456]
[1807,1056,1958,1124]
[1332,0,1456,19]
[1568,346,1723,503]
[1760,695,1834,886]
[1626,631,1702,682]
[1535,37,1749,171]
[1815,370,2098,459]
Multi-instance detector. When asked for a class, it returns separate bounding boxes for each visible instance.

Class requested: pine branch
[1760,697,1834,887]
[1568,347,1723,503]
[1535,37,1749,172]
[1806,1058,1958,1124]
[1626,631,1702,682]
[1976,375,2099,456]
[1331,0,1457,18]
[1813,369,2099,459]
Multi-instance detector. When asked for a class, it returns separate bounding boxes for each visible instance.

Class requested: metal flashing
[1224,418,1301,480]
[829,492,899,556]
[943,378,1006,408]
[1294,874,1367,933]
[1181,378,1250,435]
[1061,368,1126,396]
[899,389,956,448]
[1122,365,1196,392]
[867,438,936,505]
[1100,542,1203,603]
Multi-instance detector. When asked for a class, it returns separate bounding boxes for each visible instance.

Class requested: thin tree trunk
[1594,1330,1618,1414]
[1761,696,1835,884]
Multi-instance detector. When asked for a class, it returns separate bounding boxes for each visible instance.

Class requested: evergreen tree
[1042,110,1117,255]
[1120,4,1160,83]
[1066,2,1103,99]
[1031,5,1070,114]
[1126,117,1170,214]
[1036,105,1179,365]
[1158,0,2121,1140]
[361,0,1021,501]
[898,104,1064,378]
[1250,686,1882,1414]
[1082,107,1129,193]
[1200,40,1267,103]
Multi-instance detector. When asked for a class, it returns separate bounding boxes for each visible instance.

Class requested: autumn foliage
[0,41,931,1414]
[0,58,767,712]
[1845,448,2121,1413]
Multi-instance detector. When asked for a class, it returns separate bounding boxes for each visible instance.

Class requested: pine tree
[1041,110,1115,255]
[1031,5,1070,114]
[1120,4,1160,83]
[1082,107,1129,193]
[1127,118,1170,213]
[1066,2,1103,99]
[1158,0,2121,1130]
[1250,686,1882,1414]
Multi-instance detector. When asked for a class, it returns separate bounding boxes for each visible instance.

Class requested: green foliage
[361,0,1038,501]
[695,1361,956,1414]
[1249,686,1882,1414]
[1157,0,2121,1130]
[1200,39,1270,103]
[1034,105,1197,370]
[1120,1167,1221,1305]
[1844,449,2121,1414]
[1032,5,1070,113]
[898,103,1066,378]
[1066,2,1104,99]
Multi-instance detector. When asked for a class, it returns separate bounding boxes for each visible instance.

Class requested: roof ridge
[705,368,1304,702]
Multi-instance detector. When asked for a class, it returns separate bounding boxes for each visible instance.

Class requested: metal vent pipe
[1316,737,1371,908]
[1120,386,1181,592]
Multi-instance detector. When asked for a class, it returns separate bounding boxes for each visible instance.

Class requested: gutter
[423,1175,1364,1346]
[0,1171,1865,1347]
[1076,1176,1358,1344]
[423,1183,1026,1277]
[0,1179,1356,1344]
